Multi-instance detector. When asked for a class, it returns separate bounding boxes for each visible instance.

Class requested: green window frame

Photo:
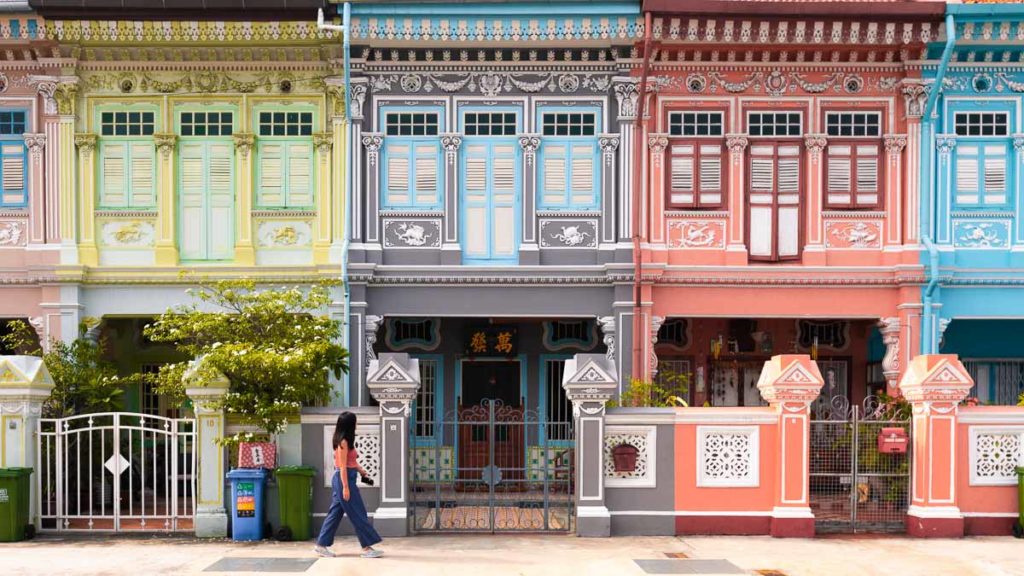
[255,108,317,210]
[96,106,158,210]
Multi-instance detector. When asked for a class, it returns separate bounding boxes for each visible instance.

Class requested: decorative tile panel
[383,218,441,248]
[412,446,454,482]
[99,220,155,247]
[539,219,598,249]
[0,219,26,247]
[257,220,313,248]
[697,426,759,488]
[667,219,726,249]
[322,425,380,488]
[527,446,571,481]
[969,426,1024,486]
[604,425,657,488]
[953,220,1010,249]
[824,221,882,249]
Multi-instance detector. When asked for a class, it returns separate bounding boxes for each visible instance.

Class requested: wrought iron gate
[810,397,911,533]
[37,413,196,532]
[409,399,574,532]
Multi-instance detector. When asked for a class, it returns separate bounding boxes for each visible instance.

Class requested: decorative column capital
[878,317,902,391]
[153,133,178,160]
[649,315,665,378]
[74,133,98,158]
[596,316,616,362]
[23,133,45,157]
[898,354,972,414]
[804,134,828,160]
[1013,133,1024,152]
[883,133,908,157]
[232,132,255,159]
[32,78,59,115]
[756,355,825,411]
[726,134,749,158]
[440,133,463,164]
[518,133,540,167]
[647,134,669,154]
[325,78,346,118]
[364,314,383,373]
[901,80,928,119]
[362,132,384,167]
[54,80,79,116]
[612,77,640,120]
[561,354,618,418]
[313,132,333,155]
[935,134,957,157]
[366,353,421,417]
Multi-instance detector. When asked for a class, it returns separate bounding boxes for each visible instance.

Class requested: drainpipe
[632,12,653,381]
[318,5,353,405]
[920,13,956,354]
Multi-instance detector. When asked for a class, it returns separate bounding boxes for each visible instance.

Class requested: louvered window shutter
[100,142,127,208]
[0,144,25,207]
[669,144,695,206]
[854,145,879,207]
[178,143,206,260]
[258,143,284,207]
[286,142,313,207]
[542,144,567,206]
[748,147,776,259]
[129,143,155,207]
[955,145,980,205]
[570,144,595,207]
[207,142,234,260]
[697,144,723,207]
[413,143,439,206]
[776,146,801,259]
[826,145,852,206]
[493,155,515,193]
[983,145,1007,205]
[385,143,410,207]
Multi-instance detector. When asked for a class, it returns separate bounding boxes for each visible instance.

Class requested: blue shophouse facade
[923,3,1024,404]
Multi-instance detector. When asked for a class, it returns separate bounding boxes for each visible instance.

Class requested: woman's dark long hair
[332,411,357,451]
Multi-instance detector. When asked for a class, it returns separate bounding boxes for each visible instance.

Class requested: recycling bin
[1015,466,1024,538]
[0,467,34,542]
[274,466,316,541]
[227,468,268,541]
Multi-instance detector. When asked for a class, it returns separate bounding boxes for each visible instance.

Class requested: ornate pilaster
[364,315,383,373]
[647,134,668,167]
[440,134,463,258]
[183,359,230,538]
[561,354,618,537]
[325,79,346,119]
[34,80,58,116]
[23,133,45,159]
[757,355,825,537]
[232,132,255,159]
[598,134,620,244]
[153,133,179,265]
[935,134,957,158]
[726,134,749,163]
[804,134,827,161]
[366,353,421,536]
[884,134,908,159]
[878,317,902,395]
[362,132,384,167]
[314,132,334,265]
[725,134,750,255]
[612,77,641,121]
[901,81,928,120]
[649,315,665,379]
[899,355,973,538]
[23,133,47,244]
[441,133,463,164]
[519,134,541,260]
[597,315,616,362]
[1013,134,1024,153]
[53,81,79,116]
[74,133,99,266]
[73,133,96,158]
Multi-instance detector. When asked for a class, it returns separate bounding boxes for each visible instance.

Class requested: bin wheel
[1014,522,1024,539]
[275,525,293,542]
[23,525,35,540]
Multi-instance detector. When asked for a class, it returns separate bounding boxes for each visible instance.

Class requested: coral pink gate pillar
[757,355,824,538]
[899,354,973,538]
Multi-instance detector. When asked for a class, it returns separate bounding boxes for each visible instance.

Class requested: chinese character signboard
[465,326,518,357]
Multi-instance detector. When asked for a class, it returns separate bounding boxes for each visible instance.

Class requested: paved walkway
[2,533,1023,576]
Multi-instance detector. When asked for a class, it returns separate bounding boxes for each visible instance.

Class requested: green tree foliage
[144,279,349,443]
[1,320,127,417]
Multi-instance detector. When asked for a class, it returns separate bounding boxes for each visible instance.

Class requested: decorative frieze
[668,220,726,249]
[256,221,313,248]
[825,221,882,249]
[383,219,441,248]
[953,220,1010,249]
[650,17,936,46]
[368,71,612,97]
[539,219,597,249]
[350,16,641,43]
[100,220,155,247]
[48,20,339,43]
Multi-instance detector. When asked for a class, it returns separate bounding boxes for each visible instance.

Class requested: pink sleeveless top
[333,441,359,470]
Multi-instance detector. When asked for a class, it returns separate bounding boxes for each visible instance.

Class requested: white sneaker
[313,545,336,558]
[361,548,384,559]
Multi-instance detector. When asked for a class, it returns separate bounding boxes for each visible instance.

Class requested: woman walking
[314,412,384,559]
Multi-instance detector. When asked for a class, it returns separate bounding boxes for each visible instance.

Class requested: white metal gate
[37,413,196,532]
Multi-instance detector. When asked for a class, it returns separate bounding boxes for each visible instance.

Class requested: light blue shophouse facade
[922,3,1024,404]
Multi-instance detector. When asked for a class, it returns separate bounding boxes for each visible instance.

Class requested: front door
[460,109,520,264]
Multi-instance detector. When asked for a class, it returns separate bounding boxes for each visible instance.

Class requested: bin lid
[0,467,33,478]
[275,466,316,478]
[227,467,270,480]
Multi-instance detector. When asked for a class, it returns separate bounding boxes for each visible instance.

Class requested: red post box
[877,427,908,454]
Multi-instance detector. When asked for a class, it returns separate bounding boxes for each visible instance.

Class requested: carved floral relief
[667,220,726,249]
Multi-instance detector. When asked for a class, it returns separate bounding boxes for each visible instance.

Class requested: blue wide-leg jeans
[315,469,382,549]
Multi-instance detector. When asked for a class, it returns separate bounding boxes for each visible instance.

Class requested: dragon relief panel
[99,220,156,247]
[256,221,313,248]
[667,220,726,249]
[953,220,1010,249]
[539,219,598,248]
[825,221,882,249]
[383,219,441,248]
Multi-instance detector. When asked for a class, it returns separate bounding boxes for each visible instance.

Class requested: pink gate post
[756,355,824,538]
[899,354,973,538]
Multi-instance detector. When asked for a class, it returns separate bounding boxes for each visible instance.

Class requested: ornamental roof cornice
[649,17,944,46]
[45,20,339,44]
[348,14,642,45]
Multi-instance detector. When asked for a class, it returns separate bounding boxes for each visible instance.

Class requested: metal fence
[409,399,574,533]
[37,413,196,532]
[810,396,911,533]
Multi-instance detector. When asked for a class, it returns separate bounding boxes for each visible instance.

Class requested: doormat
[634,559,746,574]
[203,557,317,573]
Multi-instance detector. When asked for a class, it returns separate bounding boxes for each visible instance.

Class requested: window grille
[748,112,802,137]
[416,359,437,438]
[464,112,517,136]
[101,111,155,137]
[258,111,314,136]
[954,112,1009,137]
[180,112,233,137]
[0,111,26,135]
[385,112,439,136]
[541,112,596,136]
[669,112,724,137]
[825,112,881,137]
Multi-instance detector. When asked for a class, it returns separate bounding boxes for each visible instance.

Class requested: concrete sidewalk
[1,533,1022,576]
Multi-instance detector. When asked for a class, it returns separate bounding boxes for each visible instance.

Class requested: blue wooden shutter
[0,143,26,207]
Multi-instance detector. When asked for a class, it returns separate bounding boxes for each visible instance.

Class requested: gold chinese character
[470,331,488,353]
[495,331,513,354]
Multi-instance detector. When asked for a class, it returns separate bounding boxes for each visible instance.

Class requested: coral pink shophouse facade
[634,1,944,410]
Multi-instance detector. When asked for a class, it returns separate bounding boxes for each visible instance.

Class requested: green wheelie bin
[1015,466,1024,538]
[274,466,316,541]
[0,468,34,542]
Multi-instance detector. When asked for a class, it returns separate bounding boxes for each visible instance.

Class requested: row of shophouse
[2,0,1024,539]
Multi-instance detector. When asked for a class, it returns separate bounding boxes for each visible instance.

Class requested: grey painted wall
[606,421,677,536]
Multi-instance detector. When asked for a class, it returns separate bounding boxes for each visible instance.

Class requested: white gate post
[0,356,54,530]
[184,360,230,538]
[562,353,617,537]
[365,353,420,537]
